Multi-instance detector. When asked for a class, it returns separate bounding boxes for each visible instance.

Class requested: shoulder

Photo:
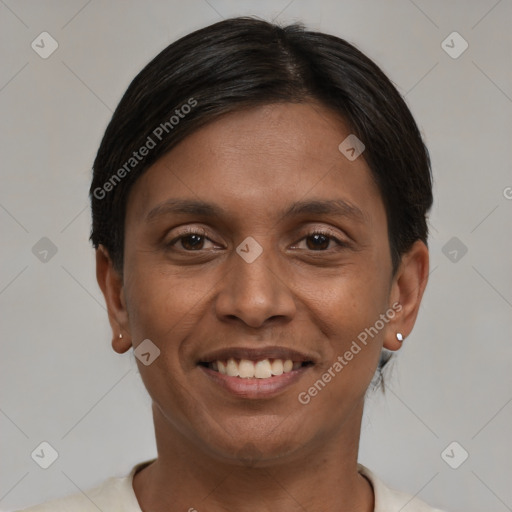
[14,477,119,512]
[14,460,155,512]
[357,463,448,512]
[14,475,133,512]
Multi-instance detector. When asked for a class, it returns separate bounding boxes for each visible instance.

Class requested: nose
[214,243,296,328]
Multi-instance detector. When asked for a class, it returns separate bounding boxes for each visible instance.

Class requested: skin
[96,101,429,512]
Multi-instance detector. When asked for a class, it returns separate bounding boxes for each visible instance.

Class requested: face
[108,102,408,464]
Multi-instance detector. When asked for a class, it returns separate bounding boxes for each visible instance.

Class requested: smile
[200,358,313,379]
[197,346,316,398]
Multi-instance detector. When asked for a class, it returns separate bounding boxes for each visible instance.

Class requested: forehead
[125,102,384,228]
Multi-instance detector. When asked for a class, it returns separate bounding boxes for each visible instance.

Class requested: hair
[89,16,433,386]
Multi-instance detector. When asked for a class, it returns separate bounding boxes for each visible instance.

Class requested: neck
[133,400,374,512]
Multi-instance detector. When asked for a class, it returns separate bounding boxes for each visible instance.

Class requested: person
[18,16,448,512]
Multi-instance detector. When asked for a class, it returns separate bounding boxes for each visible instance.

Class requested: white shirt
[16,458,447,512]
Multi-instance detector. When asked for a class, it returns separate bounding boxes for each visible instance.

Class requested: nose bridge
[215,237,295,327]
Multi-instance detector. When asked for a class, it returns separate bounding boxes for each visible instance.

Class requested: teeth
[271,359,283,375]
[226,357,239,377]
[209,358,306,378]
[254,360,272,378]
[239,359,255,378]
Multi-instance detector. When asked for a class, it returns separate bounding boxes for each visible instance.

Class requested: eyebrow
[145,198,367,224]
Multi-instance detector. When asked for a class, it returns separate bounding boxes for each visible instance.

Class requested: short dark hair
[89,16,433,383]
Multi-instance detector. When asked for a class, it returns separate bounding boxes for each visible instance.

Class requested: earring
[118,333,123,339]
[396,332,404,342]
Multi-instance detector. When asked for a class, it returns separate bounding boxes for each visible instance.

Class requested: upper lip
[197,346,317,364]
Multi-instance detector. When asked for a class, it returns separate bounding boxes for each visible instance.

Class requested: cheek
[123,255,210,339]
[123,265,204,417]
[301,261,390,395]
[307,263,390,338]
[298,279,386,414]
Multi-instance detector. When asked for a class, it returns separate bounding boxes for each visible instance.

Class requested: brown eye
[305,233,331,250]
[179,234,206,250]
[294,230,348,251]
[167,228,217,251]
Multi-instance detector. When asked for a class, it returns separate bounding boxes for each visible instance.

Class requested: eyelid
[166,226,216,245]
[172,225,209,237]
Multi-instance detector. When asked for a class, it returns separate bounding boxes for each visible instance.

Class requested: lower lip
[198,365,312,399]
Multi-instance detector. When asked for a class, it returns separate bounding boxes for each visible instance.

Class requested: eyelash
[166,227,349,252]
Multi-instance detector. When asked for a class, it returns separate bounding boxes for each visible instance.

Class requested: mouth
[196,347,316,398]
[198,358,314,379]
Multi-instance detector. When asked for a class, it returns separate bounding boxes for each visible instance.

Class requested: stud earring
[118,333,123,339]
[396,332,404,342]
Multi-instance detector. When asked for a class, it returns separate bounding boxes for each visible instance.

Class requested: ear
[383,240,429,351]
[96,245,132,354]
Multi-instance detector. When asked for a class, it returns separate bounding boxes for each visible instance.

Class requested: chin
[192,417,311,467]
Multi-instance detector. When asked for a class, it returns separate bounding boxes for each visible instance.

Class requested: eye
[293,230,348,251]
[166,228,349,253]
[166,228,219,251]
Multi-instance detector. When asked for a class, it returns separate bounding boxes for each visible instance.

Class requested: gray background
[1,1,511,511]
